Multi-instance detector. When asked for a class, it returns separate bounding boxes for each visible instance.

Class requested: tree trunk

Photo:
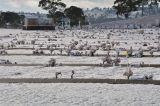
[127,76,130,80]
[142,0,144,16]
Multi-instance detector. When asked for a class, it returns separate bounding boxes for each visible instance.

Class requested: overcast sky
[0,0,114,13]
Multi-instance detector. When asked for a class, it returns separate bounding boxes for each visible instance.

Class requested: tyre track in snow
[0,78,159,85]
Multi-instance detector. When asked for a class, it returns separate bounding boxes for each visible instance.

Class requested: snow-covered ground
[1,28,160,105]
[0,66,160,80]
[0,83,160,106]
[0,55,160,65]
[0,28,160,79]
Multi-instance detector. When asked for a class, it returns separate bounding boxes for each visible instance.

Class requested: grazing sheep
[33,49,39,55]
[10,43,15,48]
[149,50,154,57]
[48,58,56,67]
[135,48,143,57]
[106,45,111,51]
[111,41,115,47]
[144,74,153,80]
[70,51,82,56]
[89,49,96,56]
[31,40,36,45]
[100,43,106,50]
[33,49,44,55]
[0,59,12,64]
[112,57,121,65]
[55,72,62,79]
[0,49,8,54]
[40,50,44,54]
[78,45,84,50]
[49,47,54,54]
[102,56,112,65]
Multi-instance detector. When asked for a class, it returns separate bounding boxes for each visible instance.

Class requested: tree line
[0,12,24,28]
[1,0,159,28]
[38,0,88,28]
[113,0,160,19]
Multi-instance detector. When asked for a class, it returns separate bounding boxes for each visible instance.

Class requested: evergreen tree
[64,6,85,28]
[0,12,22,28]
[53,11,65,25]
[113,0,140,19]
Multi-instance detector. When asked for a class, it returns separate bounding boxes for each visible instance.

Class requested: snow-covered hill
[92,14,160,29]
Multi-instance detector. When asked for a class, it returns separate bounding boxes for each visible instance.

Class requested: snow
[0,55,160,65]
[0,28,160,105]
[0,66,160,80]
[0,28,160,80]
[0,83,160,106]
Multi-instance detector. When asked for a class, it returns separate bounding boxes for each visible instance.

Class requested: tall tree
[0,12,21,27]
[64,6,85,28]
[148,0,160,13]
[137,0,149,16]
[38,0,66,16]
[53,11,65,25]
[113,0,140,19]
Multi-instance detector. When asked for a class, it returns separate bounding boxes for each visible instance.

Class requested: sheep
[10,43,15,48]
[111,41,115,48]
[143,74,153,80]
[89,49,96,57]
[100,43,106,50]
[78,45,84,50]
[66,49,72,56]
[106,45,111,51]
[39,50,44,55]
[70,51,82,56]
[48,58,56,67]
[102,56,112,65]
[31,40,36,45]
[55,72,62,79]
[149,49,154,57]
[0,49,8,54]
[112,57,121,65]
[33,49,39,55]
[135,48,144,57]
[33,49,44,55]
[49,47,54,54]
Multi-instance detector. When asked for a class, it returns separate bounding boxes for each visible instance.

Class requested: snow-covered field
[1,55,160,64]
[0,66,160,80]
[0,83,160,106]
[0,28,160,105]
[0,28,160,79]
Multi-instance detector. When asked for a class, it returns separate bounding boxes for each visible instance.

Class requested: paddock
[0,29,160,82]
